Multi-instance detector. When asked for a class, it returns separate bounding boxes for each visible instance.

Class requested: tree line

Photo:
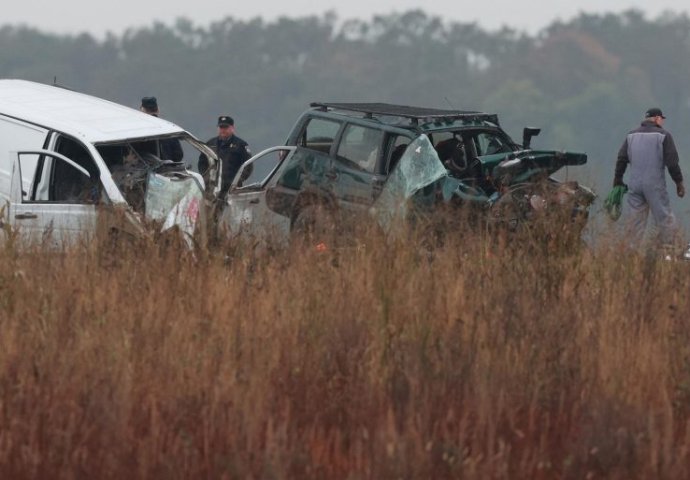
[2,9,690,200]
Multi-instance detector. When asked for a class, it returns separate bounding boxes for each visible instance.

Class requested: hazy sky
[3,0,690,37]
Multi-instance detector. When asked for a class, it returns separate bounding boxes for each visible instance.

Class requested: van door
[9,149,101,246]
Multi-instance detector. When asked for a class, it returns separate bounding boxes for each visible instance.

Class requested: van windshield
[96,135,208,215]
[97,135,211,173]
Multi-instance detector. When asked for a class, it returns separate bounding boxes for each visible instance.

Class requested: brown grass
[1,218,690,479]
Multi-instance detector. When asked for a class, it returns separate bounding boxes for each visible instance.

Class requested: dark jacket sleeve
[238,140,253,179]
[663,132,683,184]
[614,137,629,187]
[240,140,252,163]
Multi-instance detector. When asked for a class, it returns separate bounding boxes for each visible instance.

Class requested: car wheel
[291,204,337,246]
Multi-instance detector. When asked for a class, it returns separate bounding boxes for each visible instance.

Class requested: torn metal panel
[145,172,204,247]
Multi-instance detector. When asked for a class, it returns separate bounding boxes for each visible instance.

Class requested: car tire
[291,204,336,245]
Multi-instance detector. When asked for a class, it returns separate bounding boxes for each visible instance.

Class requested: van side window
[48,137,100,204]
[299,118,341,154]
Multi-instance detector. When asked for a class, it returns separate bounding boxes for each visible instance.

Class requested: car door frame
[9,149,100,246]
[219,146,298,240]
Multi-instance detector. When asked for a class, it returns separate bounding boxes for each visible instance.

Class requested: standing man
[199,115,252,196]
[614,107,685,249]
[140,96,184,163]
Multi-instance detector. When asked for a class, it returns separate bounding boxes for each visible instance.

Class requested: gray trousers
[624,183,678,248]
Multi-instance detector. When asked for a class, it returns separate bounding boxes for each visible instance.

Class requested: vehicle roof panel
[0,79,183,142]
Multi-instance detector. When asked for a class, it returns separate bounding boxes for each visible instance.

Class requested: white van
[0,79,219,246]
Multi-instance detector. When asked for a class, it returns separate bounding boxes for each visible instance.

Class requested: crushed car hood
[486,150,587,185]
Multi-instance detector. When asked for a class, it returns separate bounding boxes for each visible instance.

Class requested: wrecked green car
[218,103,595,240]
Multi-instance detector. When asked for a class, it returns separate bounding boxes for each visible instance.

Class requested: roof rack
[309,102,499,126]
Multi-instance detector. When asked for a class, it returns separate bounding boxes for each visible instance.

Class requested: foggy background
[3,2,690,225]
[4,0,690,36]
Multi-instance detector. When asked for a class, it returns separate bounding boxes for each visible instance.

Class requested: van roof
[0,79,184,143]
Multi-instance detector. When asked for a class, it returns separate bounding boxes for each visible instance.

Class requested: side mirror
[522,127,541,149]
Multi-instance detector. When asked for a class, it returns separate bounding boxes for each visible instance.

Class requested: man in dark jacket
[199,115,252,196]
[140,96,184,163]
[614,107,685,248]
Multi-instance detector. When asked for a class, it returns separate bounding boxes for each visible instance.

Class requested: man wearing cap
[613,107,685,249]
[140,96,184,163]
[199,115,252,196]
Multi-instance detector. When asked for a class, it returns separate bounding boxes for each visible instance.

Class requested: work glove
[604,185,628,221]
[677,182,685,198]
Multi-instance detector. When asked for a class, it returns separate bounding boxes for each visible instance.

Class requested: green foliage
[2,9,690,212]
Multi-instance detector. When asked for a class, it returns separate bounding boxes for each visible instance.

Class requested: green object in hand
[604,185,628,221]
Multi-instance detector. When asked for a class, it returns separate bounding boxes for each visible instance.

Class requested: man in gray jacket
[614,107,685,249]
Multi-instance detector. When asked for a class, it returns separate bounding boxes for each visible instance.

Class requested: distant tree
[2,10,690,199]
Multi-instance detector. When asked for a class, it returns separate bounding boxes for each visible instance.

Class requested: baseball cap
[645,107,666,119]
[217,115,234,126]
[141,96,158,111]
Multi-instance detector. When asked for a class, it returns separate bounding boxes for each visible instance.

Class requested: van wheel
[291,204,336,246]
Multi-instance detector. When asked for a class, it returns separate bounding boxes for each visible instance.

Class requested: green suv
[219,103,595,239]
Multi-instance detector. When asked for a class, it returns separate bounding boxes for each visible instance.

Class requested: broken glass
[374,134,447,231]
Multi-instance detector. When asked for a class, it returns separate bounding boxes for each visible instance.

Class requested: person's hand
[677,182,685,198]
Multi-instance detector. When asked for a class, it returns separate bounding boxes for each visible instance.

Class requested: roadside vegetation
[2,216,690,479]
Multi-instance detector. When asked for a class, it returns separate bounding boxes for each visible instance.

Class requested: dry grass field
[1,218,690,479]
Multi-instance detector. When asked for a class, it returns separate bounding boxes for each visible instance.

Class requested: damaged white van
[0,79,219,246]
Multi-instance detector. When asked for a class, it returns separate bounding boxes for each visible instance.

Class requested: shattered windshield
[96,136,207,243]
[375,134,447,231]
[97,136,209,210]
[97,135,211,176]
